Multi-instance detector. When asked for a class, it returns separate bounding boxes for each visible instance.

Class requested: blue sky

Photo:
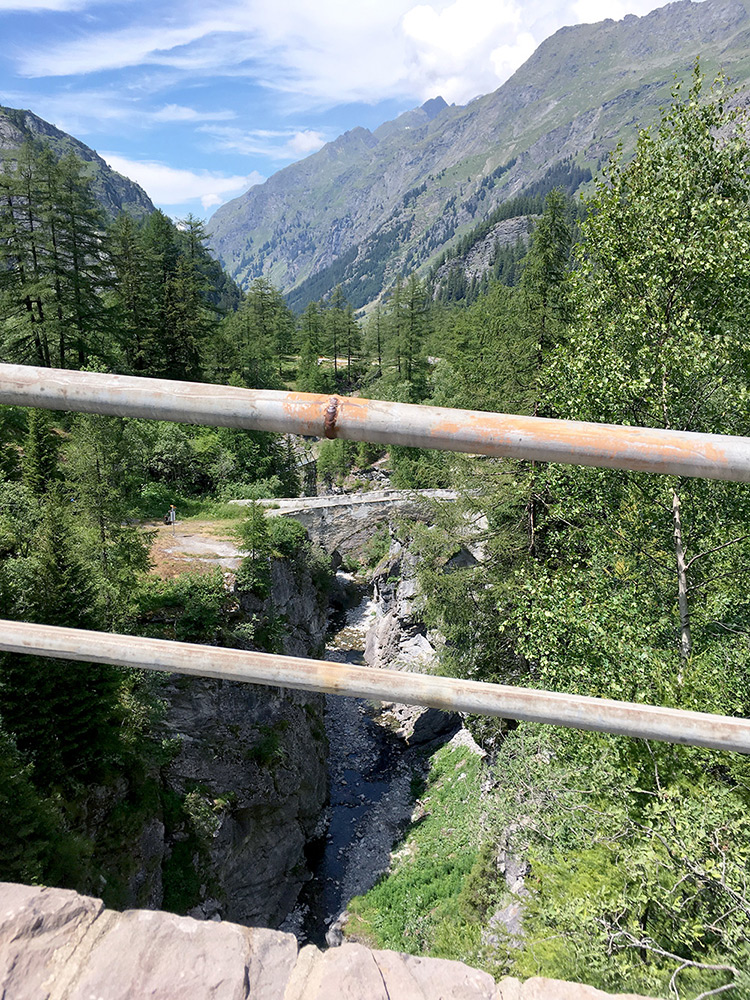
[0,0,672,221]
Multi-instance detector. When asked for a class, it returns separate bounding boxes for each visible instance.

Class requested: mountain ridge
[207,0,750,311]
[0,105,155,221]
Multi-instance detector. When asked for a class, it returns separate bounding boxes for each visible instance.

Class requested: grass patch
[130,482,247,523]
[179,500,246,521]
[347,744,484,958]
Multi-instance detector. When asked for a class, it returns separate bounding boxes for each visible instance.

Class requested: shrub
[267,516,308,558]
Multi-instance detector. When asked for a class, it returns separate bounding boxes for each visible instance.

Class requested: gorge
[142,488,469,940]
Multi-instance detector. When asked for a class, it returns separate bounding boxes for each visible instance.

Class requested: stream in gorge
[280,572,428,947]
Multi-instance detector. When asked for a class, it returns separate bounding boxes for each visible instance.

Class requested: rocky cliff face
[104,549,330,927]
[363,528,467,747]
[432,214,533,291]
[160,677,327,927]
[238,551,331,658]
[207,0,750,309]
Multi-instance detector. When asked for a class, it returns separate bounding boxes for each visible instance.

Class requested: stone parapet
[0,883,658,1000]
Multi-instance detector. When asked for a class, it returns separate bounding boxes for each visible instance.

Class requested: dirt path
[146,520,244,579]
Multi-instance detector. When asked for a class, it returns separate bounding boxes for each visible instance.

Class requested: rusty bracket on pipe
[324,396,340,439]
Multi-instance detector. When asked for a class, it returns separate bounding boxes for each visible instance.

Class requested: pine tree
[519,188,573,410]
[218,293,278,389]
[342,303,362,384]
[0,143,111,370]
[236,501,272,595]
[0,495,123,787]
[64,414,151,629]
[364,303,385,376]
[54,153,110,368]
[244,277,294,375]
[324,285,349,380]
[139,210,180,377]
[297,300,324,355]
[108,213,158,373]
[22,408,59,497]
[385,276,404,378]
[401,273,428,387]
[0,142,52,367]
[296,335,328,393]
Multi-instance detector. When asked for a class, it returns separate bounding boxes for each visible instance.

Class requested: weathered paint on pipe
[0,619,747,754]
[2,364,750,481]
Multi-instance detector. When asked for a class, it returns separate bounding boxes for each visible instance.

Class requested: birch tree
[540,68,750,700]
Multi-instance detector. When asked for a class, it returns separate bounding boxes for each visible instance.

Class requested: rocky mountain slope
[207,0,750,310]
[0,105,155,220]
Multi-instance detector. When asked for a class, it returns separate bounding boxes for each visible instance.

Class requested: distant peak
[421,96,448,120]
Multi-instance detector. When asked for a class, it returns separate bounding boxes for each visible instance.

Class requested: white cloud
[19,19,232,77]
[286,129,326,156]
[403,0,521,59]
[490,33,537,82]
[401,0,528,101]
[15,0,674,109]
[4,89,239,137]
[151,103,236,122]
[102,152,263,210]
[202,124,327,160]
[0,0,91,8]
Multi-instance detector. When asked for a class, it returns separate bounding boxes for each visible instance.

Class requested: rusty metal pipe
[1,364,750,481]
[0,620,748,753]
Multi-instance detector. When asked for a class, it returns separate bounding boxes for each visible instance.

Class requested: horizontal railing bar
[0,620,747,754]
[1,364,750,481]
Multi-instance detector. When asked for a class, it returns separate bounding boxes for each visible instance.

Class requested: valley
[1,2,750,996]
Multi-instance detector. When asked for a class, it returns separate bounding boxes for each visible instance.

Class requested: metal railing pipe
[1,364,750,482]
[0,619,748,754]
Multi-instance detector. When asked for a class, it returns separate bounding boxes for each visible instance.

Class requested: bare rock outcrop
[155,550,331,926]
[160,678,327,927]
[105,543,330,925]
[0,883,659,1000]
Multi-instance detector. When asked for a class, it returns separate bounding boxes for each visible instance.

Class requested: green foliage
[296,334,329,393]
[362,523,390,569]
[348,746,484,957]
[160,784,219,915]
[0,724,90,885]
[0,407,24,481]
[137,570,228,643]
[0,492,130,787]
[65,415,152,629]
[402,72,750,995]
[431,283,535,415]
[0,141,238,381]
[235,501,272,597]
[389,446,451,489]
[210,277,292,387]
[246,722,288,766]
[133,420,298,502]
[317,438,357,486]
[555,71,750,434]
[22,408,59,497]
[267,516,308,559]
[485,727,750,998]
[0,142,110,369]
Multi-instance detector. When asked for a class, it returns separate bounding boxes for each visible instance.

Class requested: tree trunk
[672,488,691,679]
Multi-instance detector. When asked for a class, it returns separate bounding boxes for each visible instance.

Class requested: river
[280,573,427,946]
